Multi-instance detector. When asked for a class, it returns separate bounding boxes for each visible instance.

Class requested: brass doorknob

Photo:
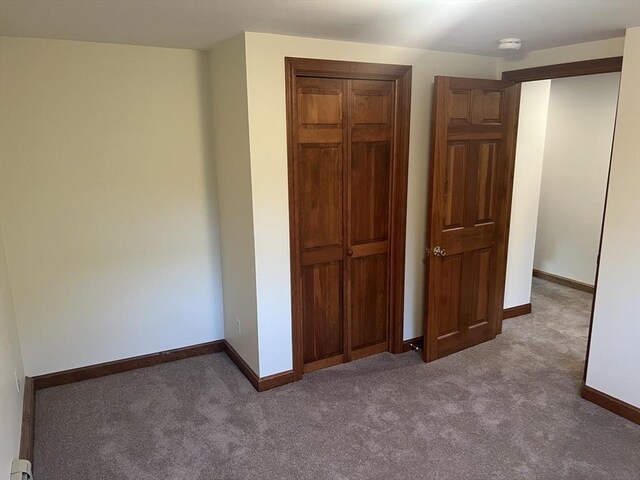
[433,246,446,257]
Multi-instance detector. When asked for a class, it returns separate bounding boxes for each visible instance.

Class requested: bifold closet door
[293,76,394,373]
[295,77,347,373]
[348,79,394,359]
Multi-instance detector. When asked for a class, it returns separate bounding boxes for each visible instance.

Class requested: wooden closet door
[294,77,348,373]
[287,59,411,380]
[347,79,394,359]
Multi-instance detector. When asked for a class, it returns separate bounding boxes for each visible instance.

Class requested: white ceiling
[1,0,639,56]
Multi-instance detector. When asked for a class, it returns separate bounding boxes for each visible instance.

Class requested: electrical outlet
[14,370,20,393]
[235,317,242,336]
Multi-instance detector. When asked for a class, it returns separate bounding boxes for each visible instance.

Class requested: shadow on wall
[196,52,225,315]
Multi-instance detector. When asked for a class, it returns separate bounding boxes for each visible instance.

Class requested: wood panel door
[286,58,412,380]
[424,76,520,362]
[295,76,347,373]
[348,79,394,360]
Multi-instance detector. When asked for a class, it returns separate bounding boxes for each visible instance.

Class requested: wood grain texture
[503,303,532,319]
[350,341,388,361]
[299,145,342,251]
[443,142,467,229]
[501,57,623,82]
[19,376,35,464]
[33,340,225,389]
[424,76,520,362]
[350,142,391,244]
[350,254,389,351]
[581,383,640,425]
[284,57,411,80]
[302,263,343,364]
[533,269,595,294]
[303,353,344,374]
[296,76,347,369]
[348,78,393,359]
[286,57,412,381]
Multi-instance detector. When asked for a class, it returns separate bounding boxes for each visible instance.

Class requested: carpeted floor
[34,278,640,480]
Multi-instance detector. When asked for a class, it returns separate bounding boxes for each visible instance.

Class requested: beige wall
[534,73,620,285]
[243,32,499,376]
[497,37,625,74]
[586,27,640,407]
[1,31,632,384]
[0,226,25,478]
[0,37,224,376]
[504,80,551,308]
[210,35,260,374]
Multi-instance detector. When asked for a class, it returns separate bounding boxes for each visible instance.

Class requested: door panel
[299,93,342,126]
[444,142,467,229]
[476,141,498,223]
[298,78,343,127]
[425,76,520,362]
[469,248,492,327]
[450,90,473,124]
[295,77,347,371]
[302,262,343,365]
[437,255,462,337]
[299,145,342,250]
[350,254,389,352]
[350,142,391,244]
[352,80,392,126]
[475,90,503,124]
[348,79,394,358]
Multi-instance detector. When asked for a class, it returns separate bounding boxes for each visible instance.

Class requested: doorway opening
[502,58,622,382]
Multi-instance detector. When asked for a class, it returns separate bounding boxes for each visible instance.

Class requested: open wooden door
[423,76,520,362]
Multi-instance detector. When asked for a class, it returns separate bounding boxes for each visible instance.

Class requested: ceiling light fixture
[498,38,522,50]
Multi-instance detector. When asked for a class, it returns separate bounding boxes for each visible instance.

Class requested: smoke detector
[498,38,522,50]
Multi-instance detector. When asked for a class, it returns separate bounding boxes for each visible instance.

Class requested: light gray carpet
[35,278,640,480]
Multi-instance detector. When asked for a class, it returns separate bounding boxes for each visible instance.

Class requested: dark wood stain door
[424,76,520,362]
[287,59,411,379]
[295,77,347,372]
[348,80,394,360]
